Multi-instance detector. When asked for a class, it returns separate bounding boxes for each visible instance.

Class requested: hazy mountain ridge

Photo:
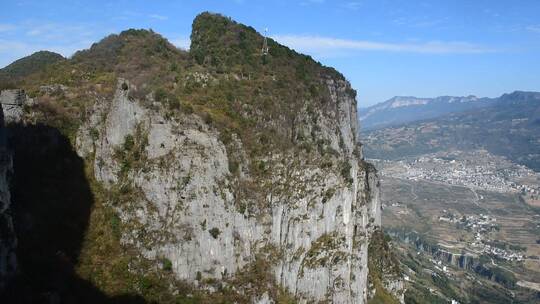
[360,94,494,130]
[368,91,540,303]
[362,91,540,171]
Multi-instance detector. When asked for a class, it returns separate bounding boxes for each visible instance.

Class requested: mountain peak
[360,94,491,130]
[500,91,540,101]
[189,12,345,78]
[190,12,267,67]
[0,51,65,85]
[70,28,181,73]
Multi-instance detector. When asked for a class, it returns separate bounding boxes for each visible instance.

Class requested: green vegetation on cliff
[11,12,355,168]
[367,230,402,304]
[363,91,540,171]
[0,12,367,303]
[0,50,65,88]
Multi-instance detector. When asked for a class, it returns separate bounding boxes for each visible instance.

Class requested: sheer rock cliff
[76,71,385,303]
[0,104,16,291]
[0,12,402,303]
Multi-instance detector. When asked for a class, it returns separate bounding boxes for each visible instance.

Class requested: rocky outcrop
[0,104,16,291]
[392,230,518,288]
[76,72,389,303]
[388,230,478,270]
[0,13,402,303]
[359,95,491,130]
[367,229,404,303]
[0,89,26,123]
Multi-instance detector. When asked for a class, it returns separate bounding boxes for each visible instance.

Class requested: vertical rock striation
[0,12,402,303]
[0,89,26,123]
[0,103,16,291]
[77,76,386,303]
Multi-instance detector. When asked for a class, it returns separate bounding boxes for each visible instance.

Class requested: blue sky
[1,0,539,106]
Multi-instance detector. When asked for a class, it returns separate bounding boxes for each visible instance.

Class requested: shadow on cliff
[1,124,146,304]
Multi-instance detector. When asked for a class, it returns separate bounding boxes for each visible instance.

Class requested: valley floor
[371,149,540,303]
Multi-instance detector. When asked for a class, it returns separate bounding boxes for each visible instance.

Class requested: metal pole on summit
[262,28,269,56]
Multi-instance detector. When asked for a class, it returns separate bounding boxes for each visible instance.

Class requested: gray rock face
[385,279,405,303]
[0,89,27,123]
[77,77,386,303]
[0,104,16,291]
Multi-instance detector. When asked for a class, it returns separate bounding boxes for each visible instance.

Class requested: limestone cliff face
[0,104,16,291]
[0,13,401,303]
[0,89,29,291]
[77,73,384,302]
[0,89,26,123]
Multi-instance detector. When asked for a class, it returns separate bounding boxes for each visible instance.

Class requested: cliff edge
[0,12,402,303]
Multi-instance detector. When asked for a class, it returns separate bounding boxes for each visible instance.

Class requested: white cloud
[342,1,362,10]
[272,35,495,56]
[26,27,48,36]
[149,14,168,21]
[0,21,114,67]
[0,24,16,32]
[392,16,449,29]
[0,40,28,53]
[300,0,325,6]
[171,37,191,50]
[0,38,94,68]
[526,25,540,34]
[24,22,97,42]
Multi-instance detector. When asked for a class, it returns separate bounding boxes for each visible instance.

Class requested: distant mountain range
[362,91,540,171]
[360,95,494,130]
